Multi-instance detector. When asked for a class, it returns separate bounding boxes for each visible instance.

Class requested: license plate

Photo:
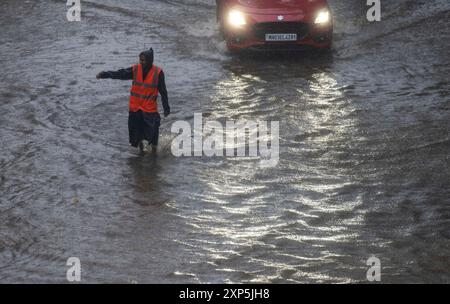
[265,33,297,41]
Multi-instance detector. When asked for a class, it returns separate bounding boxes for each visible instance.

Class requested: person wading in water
[96,48,170,154]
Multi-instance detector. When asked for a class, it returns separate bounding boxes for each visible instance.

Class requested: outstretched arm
[96,67,133,80]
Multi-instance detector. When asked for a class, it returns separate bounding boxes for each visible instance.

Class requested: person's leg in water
[150,114,160,155]
[129,112,139,149]
[142,112,161,155]
[150,125,160,155]
[129,111,151,153]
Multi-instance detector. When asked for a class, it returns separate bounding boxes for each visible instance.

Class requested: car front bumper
[224,12,333,50]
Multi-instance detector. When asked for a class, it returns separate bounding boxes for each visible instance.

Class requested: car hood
[235,0,326,14]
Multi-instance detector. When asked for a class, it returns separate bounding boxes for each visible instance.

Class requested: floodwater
[0,0,449,283]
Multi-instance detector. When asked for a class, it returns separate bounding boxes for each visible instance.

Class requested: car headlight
[314,10,330,24]
[228,10,246,27]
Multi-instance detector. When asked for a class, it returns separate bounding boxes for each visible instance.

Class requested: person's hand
[96,72,105,79]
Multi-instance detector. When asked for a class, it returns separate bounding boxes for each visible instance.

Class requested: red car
[216,0,333,51]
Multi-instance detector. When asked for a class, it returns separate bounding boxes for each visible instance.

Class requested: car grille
[252,22,309,41]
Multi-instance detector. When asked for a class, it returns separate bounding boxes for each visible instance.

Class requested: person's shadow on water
[125,155,171,207]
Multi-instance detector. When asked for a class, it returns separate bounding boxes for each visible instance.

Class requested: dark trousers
[128,111,161,148]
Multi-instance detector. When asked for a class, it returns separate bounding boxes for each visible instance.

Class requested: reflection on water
[126,156,167,206]
[181,52,368,283]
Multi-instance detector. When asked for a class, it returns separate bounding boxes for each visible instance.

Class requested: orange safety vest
[129,64,161,113]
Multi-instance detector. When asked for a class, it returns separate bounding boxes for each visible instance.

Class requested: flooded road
[0,0,449,283]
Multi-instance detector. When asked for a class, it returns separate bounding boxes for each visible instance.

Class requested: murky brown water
[0,0,449,283]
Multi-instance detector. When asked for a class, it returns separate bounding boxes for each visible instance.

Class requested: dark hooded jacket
[98,49,169,116]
